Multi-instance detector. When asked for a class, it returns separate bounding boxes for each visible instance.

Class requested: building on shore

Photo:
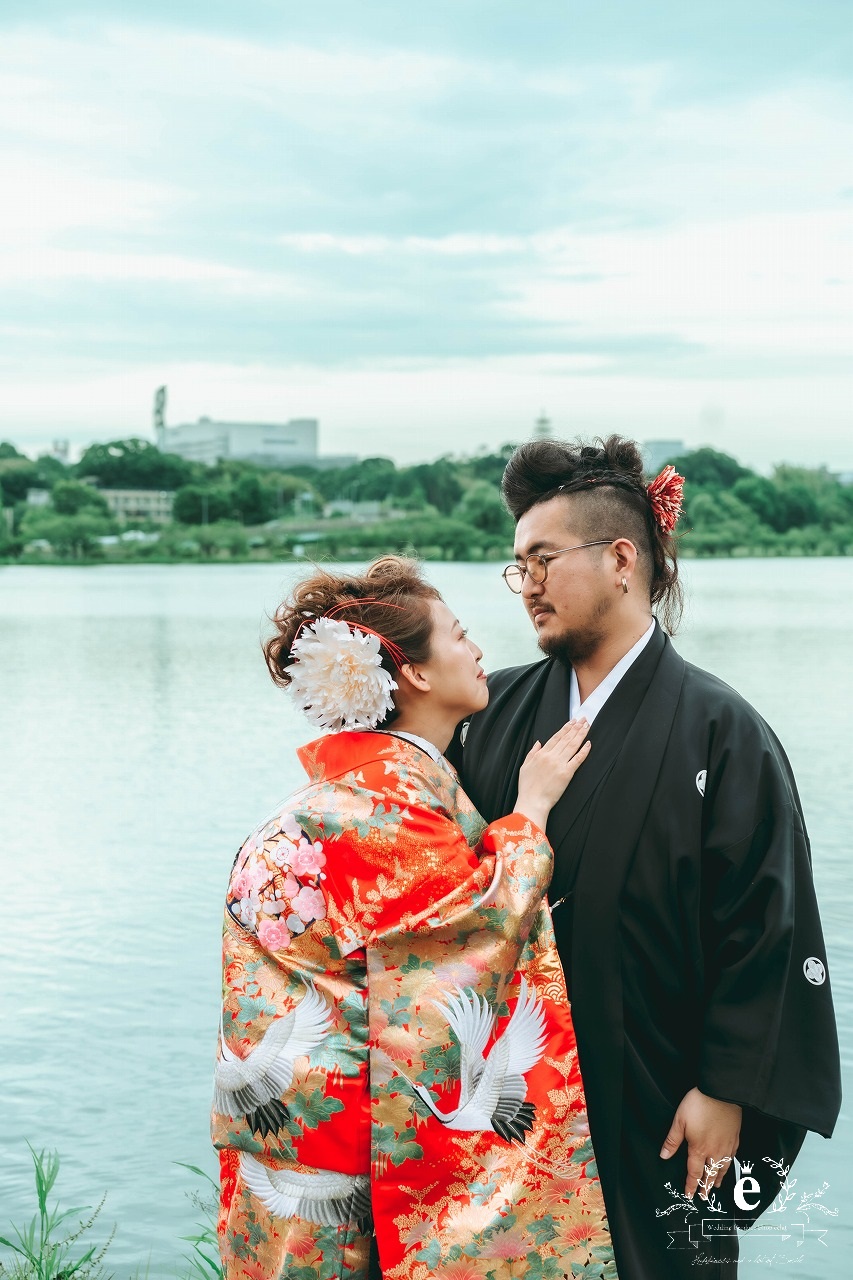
[158,416,317,466]
[101,489,175,524]
[157,415,356,470]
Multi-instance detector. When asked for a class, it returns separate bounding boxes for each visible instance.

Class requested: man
[449,435,840,1280]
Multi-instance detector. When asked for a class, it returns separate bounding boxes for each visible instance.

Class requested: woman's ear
[396,662,431,695]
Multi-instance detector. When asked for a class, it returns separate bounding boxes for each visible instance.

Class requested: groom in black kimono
[449,436,840,1280]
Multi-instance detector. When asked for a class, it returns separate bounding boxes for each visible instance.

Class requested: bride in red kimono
[212,556,616,1280]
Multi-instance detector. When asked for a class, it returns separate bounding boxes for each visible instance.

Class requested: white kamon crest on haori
[410,978,548,1142]
[239,1152,371,1228]
[288,616,397,732]
[214,982,332,1137]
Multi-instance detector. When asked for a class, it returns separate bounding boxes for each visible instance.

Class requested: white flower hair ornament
[288,615,404,732]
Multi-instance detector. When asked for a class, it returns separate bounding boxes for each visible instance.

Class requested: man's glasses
[502,541,614,593]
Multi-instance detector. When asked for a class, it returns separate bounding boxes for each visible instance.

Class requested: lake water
[1,560,850,1277]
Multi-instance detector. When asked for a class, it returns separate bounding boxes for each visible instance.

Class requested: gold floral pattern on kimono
[212,732,616,1280]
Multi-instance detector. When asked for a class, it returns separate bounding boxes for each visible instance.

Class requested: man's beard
[536,602,610,667]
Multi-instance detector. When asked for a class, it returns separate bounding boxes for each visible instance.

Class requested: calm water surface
[1,561,850,1277]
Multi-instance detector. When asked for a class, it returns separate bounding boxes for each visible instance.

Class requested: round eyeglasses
[502,540,614,593]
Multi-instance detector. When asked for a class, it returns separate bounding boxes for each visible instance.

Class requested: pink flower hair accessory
[646,465,685,534]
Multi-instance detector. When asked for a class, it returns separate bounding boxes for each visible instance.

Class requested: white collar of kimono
[569,619,656,724]
[385,730,444,763]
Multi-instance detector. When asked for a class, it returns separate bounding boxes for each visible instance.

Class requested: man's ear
[611,538,638,577]
[397,662,431,694]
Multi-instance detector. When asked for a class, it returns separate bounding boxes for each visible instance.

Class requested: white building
[101,489,175,524]
[159,417,319,467]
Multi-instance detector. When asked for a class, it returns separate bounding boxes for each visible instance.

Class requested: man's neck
[573,617,654,705]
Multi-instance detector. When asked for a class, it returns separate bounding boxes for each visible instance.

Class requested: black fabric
[368,1235,382,1280]
[452,625,841,1280]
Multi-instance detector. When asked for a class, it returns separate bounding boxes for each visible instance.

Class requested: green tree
[0,458,40,505]
[464,443,517,486]
[732,476,782,530]
[34,454,70,487]
[777,487,818,531]
[52,480,110,516]
[173,485,232,524]
[686,491,759,530]
[21,509,113,558]
[263,472,314,518]
[231,472,274,524]
[0,510,17,556]
[404,460,464,515]
[667,447,750,490]
[208,521,250,557]
[76,438,194,490]
[347,457,397,501]
[455,481,513,536]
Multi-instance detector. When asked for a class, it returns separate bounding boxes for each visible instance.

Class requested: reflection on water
[0,561,850,1277]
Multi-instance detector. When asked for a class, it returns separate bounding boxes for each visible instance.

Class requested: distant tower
[153,386,167,450]
[533,410,552,440]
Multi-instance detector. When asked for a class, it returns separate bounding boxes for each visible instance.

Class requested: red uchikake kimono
[212,732,615,1280]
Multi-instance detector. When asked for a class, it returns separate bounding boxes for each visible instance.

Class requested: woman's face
[417,598,489,718]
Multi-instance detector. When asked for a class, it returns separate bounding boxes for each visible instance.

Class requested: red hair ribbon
[294,598,411,670]
[646,465,685,534]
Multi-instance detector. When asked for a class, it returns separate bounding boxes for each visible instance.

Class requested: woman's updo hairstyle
[263,556,442,726]
[502,434,683,634]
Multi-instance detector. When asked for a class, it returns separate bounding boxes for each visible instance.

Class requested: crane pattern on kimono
[238,1152,371,1230]
[214,981,333,1138]
[407,978,548,1142]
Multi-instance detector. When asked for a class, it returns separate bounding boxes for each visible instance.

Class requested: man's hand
[660,1087,742,1198]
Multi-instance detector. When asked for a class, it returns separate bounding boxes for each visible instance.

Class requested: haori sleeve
[697,734,841,1138]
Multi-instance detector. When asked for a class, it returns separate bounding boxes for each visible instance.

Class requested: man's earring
[621,577,629,594]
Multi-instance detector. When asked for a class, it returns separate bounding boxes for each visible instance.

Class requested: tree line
[1,437,851,562]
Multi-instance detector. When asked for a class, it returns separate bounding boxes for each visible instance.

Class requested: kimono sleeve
[322,806,550,954]
[697,730,841,1138]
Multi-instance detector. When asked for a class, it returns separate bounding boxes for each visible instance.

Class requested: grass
[0,1149,223,1280]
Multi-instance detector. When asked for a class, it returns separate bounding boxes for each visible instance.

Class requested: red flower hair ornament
[646,464,685,534]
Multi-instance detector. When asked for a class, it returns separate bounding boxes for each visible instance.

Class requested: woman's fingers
[562,738,591,779]
[543,718,590,759]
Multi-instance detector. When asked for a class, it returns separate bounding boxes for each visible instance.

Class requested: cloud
[0,9,851,463]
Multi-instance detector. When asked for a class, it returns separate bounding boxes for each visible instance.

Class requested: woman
[212,556,614,1280]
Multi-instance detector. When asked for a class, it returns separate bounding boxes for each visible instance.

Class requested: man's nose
[521,571,544,601]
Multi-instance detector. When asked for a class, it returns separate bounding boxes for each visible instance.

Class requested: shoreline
[3,546,853,567]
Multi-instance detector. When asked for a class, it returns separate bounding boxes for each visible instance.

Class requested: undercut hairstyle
[263,555,442,726]
[502,435,683,634]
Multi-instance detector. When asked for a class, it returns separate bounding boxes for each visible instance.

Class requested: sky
[1,0,851,469]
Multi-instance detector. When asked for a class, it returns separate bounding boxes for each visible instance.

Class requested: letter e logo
[734,1175,761,1211]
